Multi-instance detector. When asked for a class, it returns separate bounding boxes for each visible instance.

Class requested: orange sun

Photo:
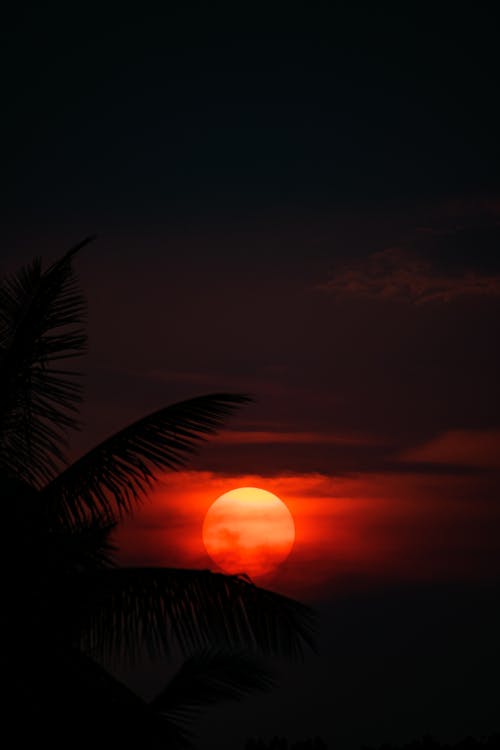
[202,487,296,579]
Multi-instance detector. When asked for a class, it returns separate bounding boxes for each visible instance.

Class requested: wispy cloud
[319,248,500,303]
[400,429,500,469]
[210,430,377,446]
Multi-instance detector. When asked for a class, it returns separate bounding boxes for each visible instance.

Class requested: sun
[202,487,295,579]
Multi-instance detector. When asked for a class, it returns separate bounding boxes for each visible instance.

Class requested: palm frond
[6,646,154,748]
[47,515,118,574]
[150,648,276,748]
[41,393,252,525]
[0,238,92,486]
[152,647,275,716]
[80,567,317,664]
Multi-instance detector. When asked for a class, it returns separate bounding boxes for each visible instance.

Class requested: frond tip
[150,649,276,747]
[42,393,253,524]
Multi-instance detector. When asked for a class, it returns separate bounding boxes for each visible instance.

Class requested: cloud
[400,429,500,469]
[319,248,500,303]
[210,430,377,446]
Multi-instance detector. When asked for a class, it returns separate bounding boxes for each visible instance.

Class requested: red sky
[115,440,500,601]
[5,200,500,604]
[4,199,500,604]
[75,199,499,603]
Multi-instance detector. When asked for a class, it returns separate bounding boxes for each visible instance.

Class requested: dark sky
[2,4,500,749]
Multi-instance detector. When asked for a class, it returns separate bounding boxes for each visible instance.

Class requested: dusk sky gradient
[2,4,500,749]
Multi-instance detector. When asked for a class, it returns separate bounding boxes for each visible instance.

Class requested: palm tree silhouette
[0,239,315,749]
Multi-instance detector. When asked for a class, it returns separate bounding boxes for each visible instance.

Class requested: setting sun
[202,487,296,579]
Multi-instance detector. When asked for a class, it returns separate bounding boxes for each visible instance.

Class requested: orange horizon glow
[114,468,500,599]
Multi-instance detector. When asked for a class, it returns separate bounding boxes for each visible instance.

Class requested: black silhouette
[245,737,328,750]
[0,240,316,749]
[361,735,500,750]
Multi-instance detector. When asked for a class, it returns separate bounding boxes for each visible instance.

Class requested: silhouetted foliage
[0,242,316,749]
[361,734,500,750]
[245,737,328,750]
[244,736,500,750]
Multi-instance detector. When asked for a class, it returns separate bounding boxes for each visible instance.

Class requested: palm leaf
[0,238,92,486]
[80,567,317,663]
[41,393,252,525]
[150,648,276,748]
[46,515,118,573]
[6,646,154,748]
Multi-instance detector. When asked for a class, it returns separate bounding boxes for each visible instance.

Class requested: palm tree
[0,240,315,749]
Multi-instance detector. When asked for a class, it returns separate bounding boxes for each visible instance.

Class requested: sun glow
[202,487,296,579]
